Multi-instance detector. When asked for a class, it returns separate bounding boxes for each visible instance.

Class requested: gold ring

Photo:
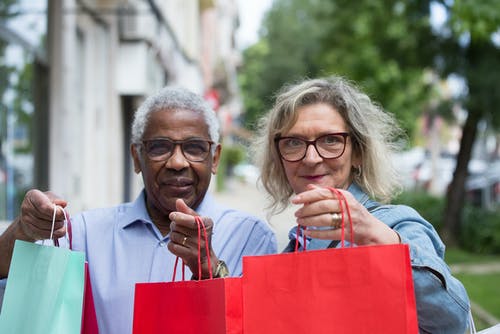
[331,213,342,229]
[182,236,188,246]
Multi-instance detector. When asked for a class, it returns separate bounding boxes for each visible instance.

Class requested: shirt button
[159,241,166,247]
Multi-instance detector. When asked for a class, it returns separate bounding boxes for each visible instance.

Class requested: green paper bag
[0,240,86,334]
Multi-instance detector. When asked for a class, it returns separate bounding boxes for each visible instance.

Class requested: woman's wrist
[360,222,400,245]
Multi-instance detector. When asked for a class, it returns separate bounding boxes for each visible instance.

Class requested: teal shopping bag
[0,240,86,334]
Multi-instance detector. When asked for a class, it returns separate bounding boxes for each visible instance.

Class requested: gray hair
[131,86,220,147]
[253,76,404,214]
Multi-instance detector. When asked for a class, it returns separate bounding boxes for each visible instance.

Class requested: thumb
[175,198,198,216]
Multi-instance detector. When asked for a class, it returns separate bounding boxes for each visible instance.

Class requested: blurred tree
[238,0,325,130]
[239,0,440,137]
[439,0,500,245]
[317,0,440,138]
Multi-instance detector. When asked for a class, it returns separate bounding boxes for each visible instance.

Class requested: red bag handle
[326,187,354,247]
[171,216,212,281]
[294,187,354,252]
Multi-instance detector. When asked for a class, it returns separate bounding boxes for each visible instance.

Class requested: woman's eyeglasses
[139,138,214,162]
[275,132,349,162]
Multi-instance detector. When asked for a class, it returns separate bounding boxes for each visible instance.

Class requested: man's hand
[167,199,218,279]
[0,189,68,278]
[17,189,68,241]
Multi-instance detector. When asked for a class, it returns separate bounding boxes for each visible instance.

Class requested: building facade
[0,0,242,217]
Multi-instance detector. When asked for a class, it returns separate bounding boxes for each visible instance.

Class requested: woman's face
[279,103,359,194]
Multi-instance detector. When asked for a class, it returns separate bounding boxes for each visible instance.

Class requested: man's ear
[211,144,222,174]
[130,144,142,173]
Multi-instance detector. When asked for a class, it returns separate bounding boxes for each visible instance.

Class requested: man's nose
[164,145,189,170]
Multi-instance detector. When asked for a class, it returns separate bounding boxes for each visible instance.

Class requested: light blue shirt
[286,183,470,334]
[65,190,276,334]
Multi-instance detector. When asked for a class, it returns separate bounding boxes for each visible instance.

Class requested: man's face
[131,108,221,220]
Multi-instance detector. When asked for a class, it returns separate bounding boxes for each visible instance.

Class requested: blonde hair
[253,76,404,214]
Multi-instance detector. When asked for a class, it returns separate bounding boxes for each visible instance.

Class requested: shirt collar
[119,190,153,229]
[347,182,370,205]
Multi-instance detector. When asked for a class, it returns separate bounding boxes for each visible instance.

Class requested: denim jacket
[286,183,471,334]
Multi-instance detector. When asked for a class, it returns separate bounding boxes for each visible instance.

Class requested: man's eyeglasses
[139,138,214,162]
[275,132,349,162]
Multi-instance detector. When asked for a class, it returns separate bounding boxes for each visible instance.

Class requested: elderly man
[0,87,277,333]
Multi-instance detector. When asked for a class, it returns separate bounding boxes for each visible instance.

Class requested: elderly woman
[253,76,471,333]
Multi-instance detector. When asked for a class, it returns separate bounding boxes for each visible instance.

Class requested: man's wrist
[213,260,230,278]
[16,218,38,242]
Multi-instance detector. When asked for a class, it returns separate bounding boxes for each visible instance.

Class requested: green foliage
[454,272,500,321]
[215,144,246,191]
[450,0,500,40]
[394,191,500,254]
[445,247,500,264]
[238,0,444,138]
[460,206,500,254]
[222,145,245,167]
[238,0,326,130]
[238,41,269,129]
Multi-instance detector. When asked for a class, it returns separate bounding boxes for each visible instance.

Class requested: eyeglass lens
[277,133,348,162]
[143,139,212,162]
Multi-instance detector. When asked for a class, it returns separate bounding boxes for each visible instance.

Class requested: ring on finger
[182,236,188,246]
[331,213,342,229]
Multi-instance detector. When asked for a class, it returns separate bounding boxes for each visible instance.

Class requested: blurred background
[0,0,499,329]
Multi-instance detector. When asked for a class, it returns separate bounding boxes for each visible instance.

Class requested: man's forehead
[145,109,210,136]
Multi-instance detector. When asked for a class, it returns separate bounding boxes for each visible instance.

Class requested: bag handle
[294,187,354,252]
[326,187,354,247]
[171,216,213,281]
[50,204,71,248]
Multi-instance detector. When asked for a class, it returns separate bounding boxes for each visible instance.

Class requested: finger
[291,186,333,205]
[25,190,67,223]
[175,198,198,216]
[294,199,341,219]
[169,211,198,231]
[20,191,68,239]
[167,240,201,265]
[169,230,191,247]
[296,212,341,228]
[44,191,68,208]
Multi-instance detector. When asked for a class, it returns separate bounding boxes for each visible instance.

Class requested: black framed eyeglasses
[275,132,349,162]
[139,138,214,162]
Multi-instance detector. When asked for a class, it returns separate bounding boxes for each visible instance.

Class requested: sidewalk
[211,178,296,251]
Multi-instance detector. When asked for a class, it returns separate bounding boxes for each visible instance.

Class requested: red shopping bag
[67,215,99,334]
[133,277,242,334]
[242,188,418,334]
[132,217,243,334]
[242,244,417,333]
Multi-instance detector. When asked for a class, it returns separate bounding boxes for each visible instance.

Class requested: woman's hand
[291,184,399,245]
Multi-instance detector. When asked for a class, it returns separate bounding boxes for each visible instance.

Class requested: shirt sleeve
[376,205,471,334]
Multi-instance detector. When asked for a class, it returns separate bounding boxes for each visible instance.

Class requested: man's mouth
[164,177,194,191]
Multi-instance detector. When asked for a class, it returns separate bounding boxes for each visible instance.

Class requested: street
[211,177,296,251]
